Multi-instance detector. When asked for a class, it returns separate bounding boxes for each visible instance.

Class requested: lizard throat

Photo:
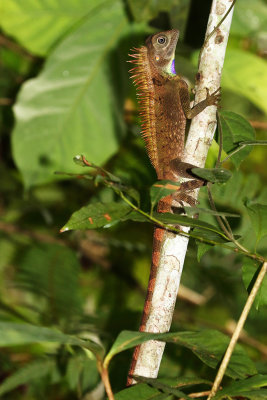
[171,59,176,74]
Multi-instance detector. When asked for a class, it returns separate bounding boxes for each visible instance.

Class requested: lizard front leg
[176,77,220,119]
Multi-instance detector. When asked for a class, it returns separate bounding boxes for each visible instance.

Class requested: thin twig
[222,141,267,163]
[207,183,231,237]
[206,184,250,255]
[96,360,115,400]
[0,34,35,60]
[119,192,264,262]
[208,262,267,399]
[189,390,211,398]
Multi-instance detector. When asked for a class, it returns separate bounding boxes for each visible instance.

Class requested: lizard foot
[205,87,221,106]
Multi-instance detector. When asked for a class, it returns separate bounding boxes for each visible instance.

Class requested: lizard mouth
[166,29,179,58]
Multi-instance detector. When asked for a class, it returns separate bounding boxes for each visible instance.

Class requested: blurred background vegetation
[0,0,266,398]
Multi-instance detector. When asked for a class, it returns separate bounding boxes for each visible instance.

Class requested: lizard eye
[157,36,166,45]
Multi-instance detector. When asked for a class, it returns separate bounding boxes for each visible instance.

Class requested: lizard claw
[205,86,221,106]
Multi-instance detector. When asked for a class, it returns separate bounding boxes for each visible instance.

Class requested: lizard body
[127,29,219,385]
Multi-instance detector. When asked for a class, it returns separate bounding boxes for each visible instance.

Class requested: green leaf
[12,1,128,188]
[213,374,267,400]
[61,202,132,232]
[218,111,255,168]
[245,201,267,244]
[0,0,105,56]
[133,377,190,399]
[153,213,228,240]
[222,49,267,114]
[150,180,181,211]
[0,322,104,359]
[115,383,165,400]
[184,206,239,218]
[191,167,232,183]
[0,358,56,396]
[242,259,267,309]
[105,330,256,379]
[196,241,214,262]
[17,243,82,322]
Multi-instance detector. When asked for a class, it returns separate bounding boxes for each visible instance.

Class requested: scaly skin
[127,29,220,385]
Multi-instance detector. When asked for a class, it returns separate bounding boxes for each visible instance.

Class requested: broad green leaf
[0,358,56,396]
[61,202,132,232]
[213,375,267,400]
[115,383,165,400]
[150,376,212,389]
[231,0,267,37]
[222,49,267,114]
[191,167,232,183]
[242,259,267,309]
[12,1,128,188]
[133,377,190,399]
[245,201,267,243]
[218,111,255,168]
[0,322,104,358]
[150,180,181,211]
[0,0,105,56]
[105,330,256,379]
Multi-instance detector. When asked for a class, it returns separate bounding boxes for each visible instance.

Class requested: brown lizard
[127,29,220,385]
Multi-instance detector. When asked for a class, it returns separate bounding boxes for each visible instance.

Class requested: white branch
[131,0,235,381]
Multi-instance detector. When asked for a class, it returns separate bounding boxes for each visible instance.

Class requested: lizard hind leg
[171,181,200,207]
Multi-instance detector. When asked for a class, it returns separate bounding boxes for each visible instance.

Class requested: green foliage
[0,322,104,356]
[243,259,267,309]
[191,167,232,183]
[61,202,132,231]
[0,0,103,56]
[105,330,256,379]
[0,0,266,399]
[11,1,129,188]
[0,359,57,397]
[222,49,267,114]
[218,111,255,167]
[116,375,267,400]
[16,243,82,324]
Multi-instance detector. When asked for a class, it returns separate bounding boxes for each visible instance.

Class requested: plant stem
[208,262,267,399]
[119,192,265,263]
[98,362,115,400]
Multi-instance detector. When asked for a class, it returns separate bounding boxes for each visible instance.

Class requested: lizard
[127,29,220,385]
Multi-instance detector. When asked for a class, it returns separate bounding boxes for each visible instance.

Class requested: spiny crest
[128,46,159,172]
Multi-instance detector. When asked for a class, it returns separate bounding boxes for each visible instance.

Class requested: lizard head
[145,29,179,75]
